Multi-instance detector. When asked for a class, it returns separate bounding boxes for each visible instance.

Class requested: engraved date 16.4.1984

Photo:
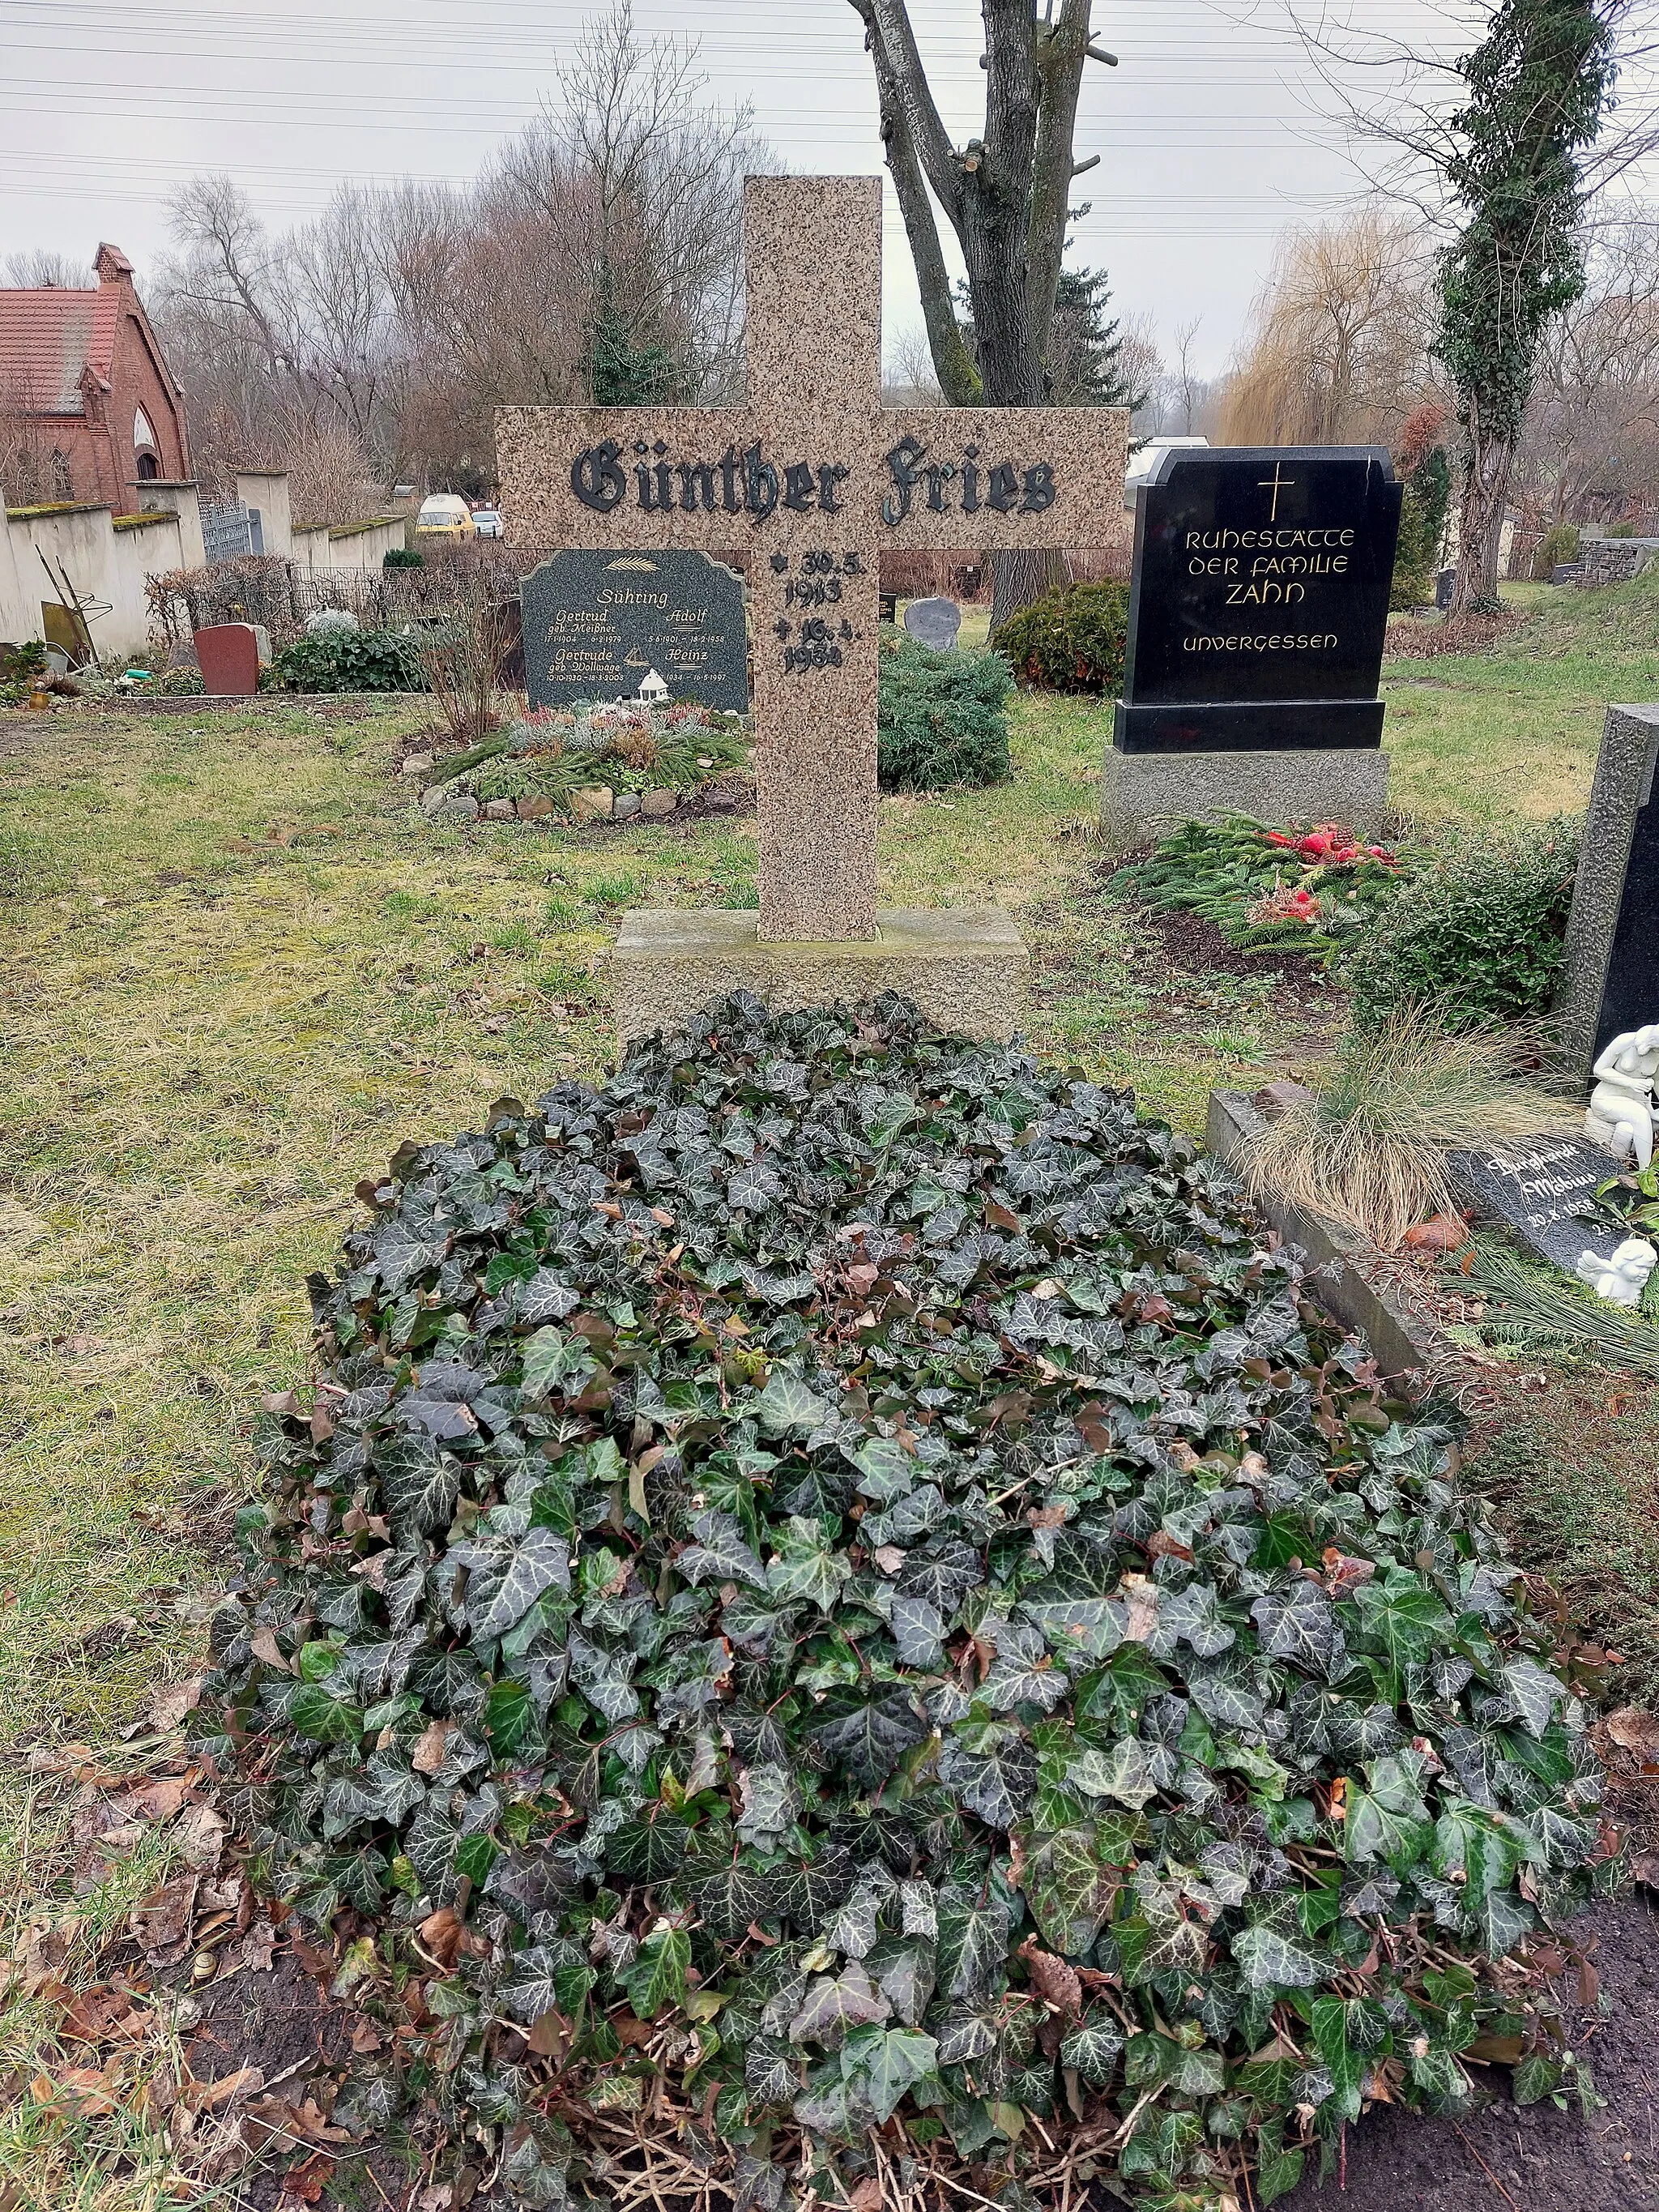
[771,550,860,674]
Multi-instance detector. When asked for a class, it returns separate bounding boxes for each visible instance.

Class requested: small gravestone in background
[519,549,748,713]
[1558,703,1659,1071]
[1103,445,1401,836]
[194,623,263,696]
[902,596,962,651]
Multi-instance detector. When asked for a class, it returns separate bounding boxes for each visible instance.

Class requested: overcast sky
[0,0,1617,377]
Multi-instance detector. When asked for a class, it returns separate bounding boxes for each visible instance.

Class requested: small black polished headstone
[1115,446,1402,755]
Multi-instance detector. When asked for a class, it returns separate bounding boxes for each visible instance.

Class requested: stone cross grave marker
[499,176,1127,948]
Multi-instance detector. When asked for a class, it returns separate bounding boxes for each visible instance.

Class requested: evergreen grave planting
[203,993,1615,2210]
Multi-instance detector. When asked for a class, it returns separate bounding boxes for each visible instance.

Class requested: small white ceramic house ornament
[636,668,670,707]
[1585,1023,1659,1168]
[1576,1235,1659,1306]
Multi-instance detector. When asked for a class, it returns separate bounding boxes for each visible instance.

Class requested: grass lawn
[2,570,1658,2197]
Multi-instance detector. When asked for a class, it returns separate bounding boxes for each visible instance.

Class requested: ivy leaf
[684,1859,785,1941]
[501,1941,593,2024]
[1067,1737,1157,1812]
[606,1812,690,1883]
[889,1591,947,1669]
[1310,1996,1367,2120]
[840,2025,939,2123]
[377,1436,461,1535]
[621,1926,690,2020]
[1019,1591,1127,1659]
[737,1761,800,1847]
[1252,1580,1343,1677]
[1023,1826,1120,1957]
[768,1519,852,1611]
[1232,1921,1330,1992]
[863,1935,936,2026]
[1159,1579,1236,1658]
[519,1326,596,1402]
[1352,1570,1454,1668]
[936,1894,1011,2003]
[937,1722,1037,1830]
[808,1689,928,1786]
[744,2039,798,2107]
[787,1961,891,2048]
[680,1510,768,1592]
[1501,1657,1563,1739]
[289,1686,362,1744]
[851,1437,915,1503]
[1060,2017,1124,2088]
[756,1371,830,1435]
[461,1529,571,1642]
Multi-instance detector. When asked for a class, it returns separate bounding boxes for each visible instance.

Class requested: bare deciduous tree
[151,2,766,503]
[847,0,1121,625]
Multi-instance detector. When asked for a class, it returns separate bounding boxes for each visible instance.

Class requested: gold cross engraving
[1257,462,1295,522]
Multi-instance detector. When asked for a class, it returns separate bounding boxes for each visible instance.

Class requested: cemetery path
[1282,1893,1659,2212]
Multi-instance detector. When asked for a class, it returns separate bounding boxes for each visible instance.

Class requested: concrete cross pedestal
[498,175,1127,1045]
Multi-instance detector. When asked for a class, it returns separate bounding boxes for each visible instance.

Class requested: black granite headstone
[1114,445,1402,755]
[1449,1133,1627,1272]
[520,549,748,712]
[1559,705,1659,1068]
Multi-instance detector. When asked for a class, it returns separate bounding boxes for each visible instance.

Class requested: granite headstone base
[1100,744,1389,840]
[1448,1129,1629,1272]
[612,907,1029,1048]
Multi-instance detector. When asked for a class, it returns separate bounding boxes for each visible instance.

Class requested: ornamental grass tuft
[202,996,1613,2208]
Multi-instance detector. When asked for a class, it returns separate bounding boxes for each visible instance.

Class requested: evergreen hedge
[991,583,1129,695]
[877,631,1013,790]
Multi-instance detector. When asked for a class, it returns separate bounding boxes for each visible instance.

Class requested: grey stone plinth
[613,907,1029,1048]
[1100,745,1389,842]
[1207,1088,1439,1382]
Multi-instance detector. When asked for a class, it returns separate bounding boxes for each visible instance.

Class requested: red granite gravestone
[193,623,262,696]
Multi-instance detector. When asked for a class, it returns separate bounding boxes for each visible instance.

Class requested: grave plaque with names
[1449,1133,1628,1272]
[1114,445,1402,754]
[520,549,748,713]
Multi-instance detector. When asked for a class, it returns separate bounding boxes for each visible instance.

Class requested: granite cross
[498,175,1127,942]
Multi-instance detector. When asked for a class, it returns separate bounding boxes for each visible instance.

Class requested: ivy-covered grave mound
[202,995,1615,2210]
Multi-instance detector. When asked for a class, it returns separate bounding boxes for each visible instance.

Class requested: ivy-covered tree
[848,0,1121,626]
[1391,401,1454,608]
[1437,1,1618,613]
[953,258,1146,411]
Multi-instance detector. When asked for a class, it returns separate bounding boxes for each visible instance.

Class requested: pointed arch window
[50,451,72,500]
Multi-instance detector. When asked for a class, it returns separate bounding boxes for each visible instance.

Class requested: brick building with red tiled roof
[0,242,190,514]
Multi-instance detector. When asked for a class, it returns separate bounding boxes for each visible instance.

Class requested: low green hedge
[992,581,1128,694]
[1341,822,1580,1028]
[876,630,1012,790]
[271,626,427,693]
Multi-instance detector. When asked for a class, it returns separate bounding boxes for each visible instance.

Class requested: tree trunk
[1450,409,1516,616]
[991,547,1068,634]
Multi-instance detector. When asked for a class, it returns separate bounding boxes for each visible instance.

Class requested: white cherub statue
[1586,1023,1659,1169]
[1576,1236,1658,1306]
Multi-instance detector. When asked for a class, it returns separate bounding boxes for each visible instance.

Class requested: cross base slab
[613,907,1029,1048]
[1100,745,1389,844]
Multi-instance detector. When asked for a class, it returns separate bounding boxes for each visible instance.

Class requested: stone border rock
[1207,1087,1444,1383]
[412,770,755,830]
